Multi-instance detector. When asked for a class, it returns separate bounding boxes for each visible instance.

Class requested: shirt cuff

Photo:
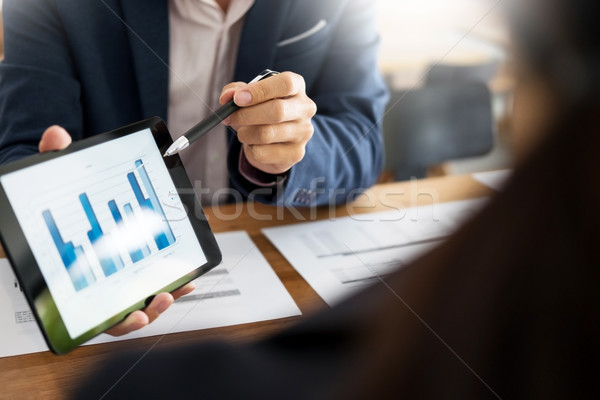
[238,148,288,187]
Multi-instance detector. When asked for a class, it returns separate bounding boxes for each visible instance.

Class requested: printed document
[263,199,487,306]
[0,231,300,357]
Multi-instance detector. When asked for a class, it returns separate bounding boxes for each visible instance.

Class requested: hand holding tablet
[0,118,222,353]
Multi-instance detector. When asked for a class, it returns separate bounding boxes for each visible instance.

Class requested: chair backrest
[425,61,500,85]
[383,82,494,180]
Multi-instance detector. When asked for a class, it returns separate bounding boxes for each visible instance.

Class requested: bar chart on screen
[40,158,178,292]
[1,128,210,338]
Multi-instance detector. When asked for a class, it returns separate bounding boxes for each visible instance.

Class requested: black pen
[163,69,280,157]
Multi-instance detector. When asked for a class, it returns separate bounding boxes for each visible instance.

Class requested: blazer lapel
[119,0,170,121]
[234,0,292,82]
[119,0,290,120]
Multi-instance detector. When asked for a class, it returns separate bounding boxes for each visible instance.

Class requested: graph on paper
[41,159,177,291]
[263,198,488,305]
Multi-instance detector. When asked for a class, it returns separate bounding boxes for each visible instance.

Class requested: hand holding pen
[165,70,317,176]
[164,69,280,157]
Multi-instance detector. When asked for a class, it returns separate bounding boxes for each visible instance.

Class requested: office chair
[425,61,500,85]
[383,82,494,180]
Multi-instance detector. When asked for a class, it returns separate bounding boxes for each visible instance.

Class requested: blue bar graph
[79,193,124,277]
[108,200,150,263]
[127,160,176,250]
[42,157,176,291]
[42,210,96,291]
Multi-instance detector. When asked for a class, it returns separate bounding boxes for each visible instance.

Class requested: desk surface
[0,174,492,398]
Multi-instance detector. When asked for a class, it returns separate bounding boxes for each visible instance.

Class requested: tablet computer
[0,117,222,354]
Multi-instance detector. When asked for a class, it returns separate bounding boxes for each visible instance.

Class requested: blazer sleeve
[0,0,84,164]
[228,0,389,207]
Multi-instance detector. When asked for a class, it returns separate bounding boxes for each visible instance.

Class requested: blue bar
[42,209,95,291]
[127,160,176,250]
[79,193,123,277]
[108,200,123,224]
[122,202,151,262]
[73,246,96,291]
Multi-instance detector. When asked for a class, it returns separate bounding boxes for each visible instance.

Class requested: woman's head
[511,0,599,99]
[508,0,599,158]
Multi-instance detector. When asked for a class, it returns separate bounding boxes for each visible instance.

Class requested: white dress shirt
[168,0,254,204]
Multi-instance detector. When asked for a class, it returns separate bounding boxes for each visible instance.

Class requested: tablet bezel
[0,117,222,354]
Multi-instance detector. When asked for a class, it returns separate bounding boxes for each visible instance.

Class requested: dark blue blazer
[0,0,387,206]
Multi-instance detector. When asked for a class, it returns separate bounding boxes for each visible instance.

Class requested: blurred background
[376,0,513,181]
[0,0,514,181]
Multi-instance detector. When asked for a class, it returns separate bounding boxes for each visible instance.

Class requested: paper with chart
[0,231,301,357]
[263,198,487,306]
[88,231,301,345]
[0,258,49,357]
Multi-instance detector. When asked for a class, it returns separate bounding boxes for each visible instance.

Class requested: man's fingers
[229,95,316,127]
[144,292,174,323]
[237,121,314,145]
[105,292,173,337]
[39,125,72,153]
[244,142,306,171]
[219,82,246,105]
[233,72,304,107]
[171,282,195,300]
[105,311,149,337]
[219,71,315,175]
[103,286,190,337]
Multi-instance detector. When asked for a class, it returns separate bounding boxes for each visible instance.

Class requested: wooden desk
[0,175,492,398]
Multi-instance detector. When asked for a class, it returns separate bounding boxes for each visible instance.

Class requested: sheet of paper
[0,231,300,357]
[472,169,512,191]
[263,198,487,306]
[0,258,49,357]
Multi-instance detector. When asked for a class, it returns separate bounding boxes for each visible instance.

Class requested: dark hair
[510,0,600,107]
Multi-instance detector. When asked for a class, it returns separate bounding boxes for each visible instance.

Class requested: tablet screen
[0,127,206,339]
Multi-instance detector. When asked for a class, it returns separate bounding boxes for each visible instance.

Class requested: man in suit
[0,0,387,334]
[0,0,387,206]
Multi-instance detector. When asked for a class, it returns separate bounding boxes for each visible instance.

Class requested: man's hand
[219,71,317,175]
[105,284,195,336]
[38,126,196,336]
[39,125,72,153]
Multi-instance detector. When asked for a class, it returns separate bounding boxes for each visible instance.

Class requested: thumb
[39,125,72,153]
[219,82,246,105]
